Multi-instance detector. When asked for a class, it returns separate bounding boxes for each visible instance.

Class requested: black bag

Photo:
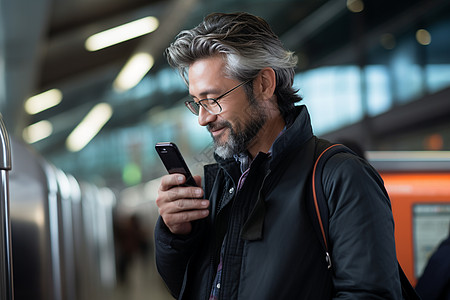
[310,140,421,300]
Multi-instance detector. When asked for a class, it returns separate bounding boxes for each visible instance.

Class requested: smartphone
[155,142,198,187]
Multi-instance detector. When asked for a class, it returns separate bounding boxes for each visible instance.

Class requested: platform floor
[112,253,174,300]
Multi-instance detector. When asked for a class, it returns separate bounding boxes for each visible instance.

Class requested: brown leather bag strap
[311,143,348,269]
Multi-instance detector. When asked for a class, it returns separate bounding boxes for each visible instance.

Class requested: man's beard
[208,96,267,159]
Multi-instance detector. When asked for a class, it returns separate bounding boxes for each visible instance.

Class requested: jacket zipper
[206,168,236,300]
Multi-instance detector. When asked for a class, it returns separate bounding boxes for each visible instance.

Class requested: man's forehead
[188,56,226,77]
[188,58,228,93]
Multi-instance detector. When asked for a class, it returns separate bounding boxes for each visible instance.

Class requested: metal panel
[55,169,77,300]
[77,183,117,299]
[9,138,61,300]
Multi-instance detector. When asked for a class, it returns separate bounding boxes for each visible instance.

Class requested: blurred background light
[66,103,113,152]
[22,120,53,143]
[25,89,62,115]
[85,16,159,51]
[346,0,364,13]
[416,29,432,46]
[113,52,154,92]
[122,162,142,186]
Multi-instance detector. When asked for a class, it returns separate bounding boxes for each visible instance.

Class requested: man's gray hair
[165,12,302,119]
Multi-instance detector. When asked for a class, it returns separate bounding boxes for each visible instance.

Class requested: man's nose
[198,106,216,126]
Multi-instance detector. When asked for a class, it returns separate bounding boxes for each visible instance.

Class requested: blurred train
[368,151,450,286]
[1,118,450,299]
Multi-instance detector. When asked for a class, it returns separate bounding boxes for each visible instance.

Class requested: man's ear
[255,67,276,101]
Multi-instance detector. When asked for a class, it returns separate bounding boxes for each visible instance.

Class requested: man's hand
[156,174,209,235]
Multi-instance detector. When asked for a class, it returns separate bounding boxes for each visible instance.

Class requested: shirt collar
[233,126,287,174]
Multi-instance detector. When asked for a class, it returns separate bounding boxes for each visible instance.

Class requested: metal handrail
[0,115,11,171]
[0,114,14,300]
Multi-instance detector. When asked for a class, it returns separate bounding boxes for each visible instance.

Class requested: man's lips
[208,123,229,138]
[210,126,226,137]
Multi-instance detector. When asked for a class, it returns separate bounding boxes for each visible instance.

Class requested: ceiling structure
[0,0,449,166]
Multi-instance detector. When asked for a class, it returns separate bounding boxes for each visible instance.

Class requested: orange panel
[380,173,450,286]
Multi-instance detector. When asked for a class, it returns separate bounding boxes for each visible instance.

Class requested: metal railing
[0,114,14,300]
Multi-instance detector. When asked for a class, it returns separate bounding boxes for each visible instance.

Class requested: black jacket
[155,105,402,299]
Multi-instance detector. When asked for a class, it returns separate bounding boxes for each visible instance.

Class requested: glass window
[294,66,363,135]
[365,65,392,116]
[390,38,424,103]
[425,18,450,93]
[426,64,450,93]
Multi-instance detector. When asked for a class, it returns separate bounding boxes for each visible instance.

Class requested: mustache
[207,120,232,133]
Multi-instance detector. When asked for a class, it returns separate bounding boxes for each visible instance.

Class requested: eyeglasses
[185,79,251,116]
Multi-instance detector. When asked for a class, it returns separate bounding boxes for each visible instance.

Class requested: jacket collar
[269,105,313,168]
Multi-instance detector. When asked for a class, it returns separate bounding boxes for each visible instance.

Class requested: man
[155,12,402,299]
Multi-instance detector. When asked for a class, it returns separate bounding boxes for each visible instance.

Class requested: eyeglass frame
[184,79,252,116]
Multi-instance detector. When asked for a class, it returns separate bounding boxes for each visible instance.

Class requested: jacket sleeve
[323,153,403,300]
[154,216,204,298]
